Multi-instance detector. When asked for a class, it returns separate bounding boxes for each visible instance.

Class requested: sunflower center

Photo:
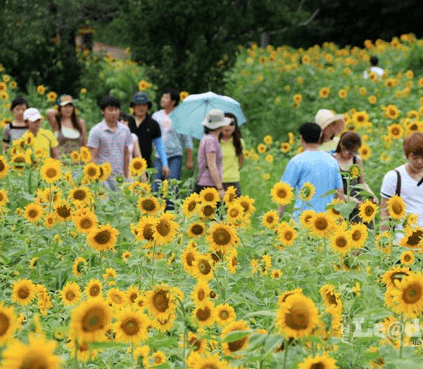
[228,336,247,352]
[95,230,111,245]
[352,230,361,241]
[203,205,214,217]
[57,205,71,218]
[196,306,211,321]
[336,237,347,247]
[142,199,155,211]
[284,231,293,241]
[0,194,3,202]
[315,217,328,231]
[310,363,325,369]
[191,224,204,235]
[364,206,374,216]
[79,343,89,352]
[187,201,197,212]
[80,218,93,229]
[73,190,86,200]
[66,291,76,301]
[18,286,30,299]
[197,290,205,301]
[143,224,154,240]
[390,272,409,286]
[152,290,169,312]
[213,228,230,245]
[219,310,229,320]
[198,260,212,275]
[121,318,139,335]
[20,353,48,369]
[0,313,10,336]
[112,294,122,304]
[46,168,57,178]
[392,128,399,135]
[277,188,287,198]
[403,283,422,304]
[129,293,138,303]
[266,216,274,223]
[133,161,143,170]
[231,256,238,266]
[82,307,105,332]
[87,168,97,177]
[186,252,195,266]
[189,336,201,351]
[204,193,215,202]
[229,209,239,217]
[0,161,4,171]
[285,304,310,331]
[156,220,170,236]
[89,285,100,297]
[406,230,423,247]
[28,210,38,219]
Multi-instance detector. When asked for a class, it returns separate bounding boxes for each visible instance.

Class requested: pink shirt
[197,134,222,187]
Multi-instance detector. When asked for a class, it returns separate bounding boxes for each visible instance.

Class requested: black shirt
[128,114,161,168]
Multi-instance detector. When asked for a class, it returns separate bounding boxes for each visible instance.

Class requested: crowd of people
[3,89,423,230]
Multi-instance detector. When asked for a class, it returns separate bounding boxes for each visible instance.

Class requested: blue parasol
[169,91,247,140]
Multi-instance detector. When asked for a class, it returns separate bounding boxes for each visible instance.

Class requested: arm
[79,119,87,147]
[206,151,225,199]
[153,137,170,178]
[278,204,286,217]
[46,109,59,131]
[124,147,130,178]
[356,156,379,204]
[183,134,194,170]
[133,140,141,158]
[186,148,193,170]
[51,146,59,159]
[380,196,390,232]
[89,147,98,162]
[238,155,244,168]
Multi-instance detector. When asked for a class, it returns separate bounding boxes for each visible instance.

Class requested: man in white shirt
[363,56,384,79]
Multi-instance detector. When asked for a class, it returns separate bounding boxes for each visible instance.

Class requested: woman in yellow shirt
[220,113,244,196]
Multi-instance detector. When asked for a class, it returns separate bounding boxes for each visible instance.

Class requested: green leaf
[223,330,253,343]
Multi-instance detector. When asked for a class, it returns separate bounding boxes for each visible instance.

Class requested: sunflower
[319,87,330,98]
[399,227,423,249]
[188,222,206,238]
[85,279,103,299]
[262,210,279,229]
[349,164,361,179]
[368,95,377,104]
[186,352,228,369]
[309,212,334,238]
[386,104,399,120]
[199,187,220,206]
[358,145,371,160]
[60,281,82,306]
[388,273,423,318]
[221,320,250,356]
[129,157,147,178]
[80,147,92,163]
[0,156,9,180]
[278,222,297,247]
[153,312,176,333]
[138,195,161,215]
[207,222,238,254]
[70,150,80,163]
[280,142,291,153]
[44,212,56,229]
[226,203,244,223]
[0,302,17,345]
[271,182,294,205]
[375,232,394,254]
[215,303,236,327]
[107,288,126,308]
[145,284,176,319]
[182,193,200,217]
[199,204,216,220]
[83,162,100,182]
[193,254,214,281]
[70,298,112,342]
[0,189,9,207]
[181,242,199,275]
[223,186,238,206]
[40,158,62,183]
[237,195,256,216]
[68,186,92,206]
[192,301,215,328]
[153,212,179,246]
[192,281,210,306]
[388,124,404,139]
[54,200,72,222]
[67,338,98,363]
[381,266,411,289]
[138,79,151,91]
[299,210,316,229]
[386,195,406,220]
[326,198,345,220]
[257,143,266,153]
[330,228,352,255]
[72,257,87,276]
[73,210,97,234]
[134,216,156,248]
[299,182,316,202]
[12,278,36,306]
[320,284,342,309]
[87,224,120,251]
[1,333,62,368]
[180,91,189,101]
[298,354,338,369]
[400,251,415,265]
[24,202,43,223]
[349,223,368,249]
[98,162,112,182]
[128,180,151,195]
[358,199,378,223]
[185,332,207,356]
[126,286,141,304]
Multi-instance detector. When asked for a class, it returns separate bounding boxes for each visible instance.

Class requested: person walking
[3,96,29,152]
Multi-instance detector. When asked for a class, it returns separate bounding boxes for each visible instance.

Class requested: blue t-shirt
[281,150,343,214]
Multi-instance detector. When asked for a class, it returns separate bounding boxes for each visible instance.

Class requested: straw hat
[315,109,345,132]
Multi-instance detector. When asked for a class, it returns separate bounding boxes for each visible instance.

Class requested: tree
[123,0,312,94]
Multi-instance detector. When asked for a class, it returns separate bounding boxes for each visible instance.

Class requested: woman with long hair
[46,94,87,157]
[220,112,244,196]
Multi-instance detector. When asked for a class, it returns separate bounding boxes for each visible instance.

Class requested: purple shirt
[87,121,132,176]
[197,134,222,186]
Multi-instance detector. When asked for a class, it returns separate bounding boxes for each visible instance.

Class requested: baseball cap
[23,108,42,122]
[57,94,74,107]
[130,92,152,108]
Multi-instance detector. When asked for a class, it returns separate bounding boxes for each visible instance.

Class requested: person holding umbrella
[195,109,232,199]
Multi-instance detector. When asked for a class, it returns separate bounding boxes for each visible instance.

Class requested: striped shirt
[87,121,132,176]
[3,123,28,144]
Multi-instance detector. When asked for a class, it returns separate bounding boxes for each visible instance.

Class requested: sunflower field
[0,34,423,369]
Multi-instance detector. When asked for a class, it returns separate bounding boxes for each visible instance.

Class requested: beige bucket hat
[201,109,232,130]
[315,109,345,133]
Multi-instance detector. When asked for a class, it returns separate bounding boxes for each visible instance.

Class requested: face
[13,104,27,121]
[324,120,342,138]
[133,104,149,118]
[407,152,423,172]
[120,119,129,126]
[221,120,236,137]
[27,119,42,135]
[160,93,174,110]
[340,144,359,159]
[60,104,74,118]
[102,106,120,123]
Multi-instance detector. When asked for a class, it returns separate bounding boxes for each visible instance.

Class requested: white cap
[23,108,42,122]
[201,109,232,130]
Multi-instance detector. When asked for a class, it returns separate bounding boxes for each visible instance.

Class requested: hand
[186,159,194,170]
[372,196,379,205]
[218,188,225,199]
[162,166,170,179]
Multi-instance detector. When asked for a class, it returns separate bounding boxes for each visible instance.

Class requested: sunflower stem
[282,339,289,369]
[73,339,79,369]
[399,315,405,359]
[151,242,156,287]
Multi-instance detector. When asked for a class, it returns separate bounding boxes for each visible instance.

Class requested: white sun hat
[201,109,232,130]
